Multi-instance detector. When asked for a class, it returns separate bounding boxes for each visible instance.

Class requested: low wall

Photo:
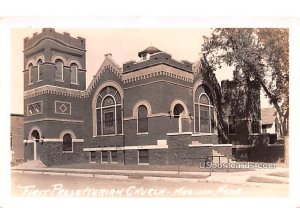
[213,145,232,159]
[234,144,284,162]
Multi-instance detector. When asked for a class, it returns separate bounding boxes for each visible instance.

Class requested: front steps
[13,160,46,169]
[212,149,234,164]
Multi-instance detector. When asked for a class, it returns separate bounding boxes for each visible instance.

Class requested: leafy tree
[202,28,289,137]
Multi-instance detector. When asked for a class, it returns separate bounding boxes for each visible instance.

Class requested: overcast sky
[11,28,271,114]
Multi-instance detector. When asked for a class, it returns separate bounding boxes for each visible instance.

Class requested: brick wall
[11,115,24,161]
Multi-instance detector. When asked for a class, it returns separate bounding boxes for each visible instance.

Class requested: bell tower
[23,28,86,166]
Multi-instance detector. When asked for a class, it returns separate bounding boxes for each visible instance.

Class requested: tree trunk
[201,57,228,144]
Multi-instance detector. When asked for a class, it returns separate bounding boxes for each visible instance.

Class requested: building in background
[10,114,24,165]
[261,107,283,139]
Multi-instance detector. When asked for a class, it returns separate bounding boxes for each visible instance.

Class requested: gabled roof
[261,107,277,125]
[86,54,122,95]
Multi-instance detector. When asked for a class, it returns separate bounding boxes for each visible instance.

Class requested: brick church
[23,28,260,166]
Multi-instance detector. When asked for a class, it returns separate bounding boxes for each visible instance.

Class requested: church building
[23,28,253,166]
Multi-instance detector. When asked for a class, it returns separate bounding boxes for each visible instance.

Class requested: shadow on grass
[247,176,288,184]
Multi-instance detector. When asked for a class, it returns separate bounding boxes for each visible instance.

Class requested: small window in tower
[70,63,78,84]
[28,63,34,84]
[37,59,43,81]
[55,59,63,82]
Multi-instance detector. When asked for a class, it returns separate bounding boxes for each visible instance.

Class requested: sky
[11,28,271,114]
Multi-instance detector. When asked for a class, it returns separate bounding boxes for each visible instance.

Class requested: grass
[247,176,288,184]
[267,171,289,178]
[50,162,252,172]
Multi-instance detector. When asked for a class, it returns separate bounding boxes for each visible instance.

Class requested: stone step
[212,150,234,164]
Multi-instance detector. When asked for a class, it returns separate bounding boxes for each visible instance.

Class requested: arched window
[55,59,63,82]
[173,104,184,132]
[137,105,148,133]
[28,63,33,84]
[70,63,78,84]
[63,133,72,152]
[194,86,215,133]
[31,130,40,141]
[96,86,122,135]
[37,59,43,81]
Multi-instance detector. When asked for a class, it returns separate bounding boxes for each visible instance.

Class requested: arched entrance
[173,104,185,133]
[31,130,41,160]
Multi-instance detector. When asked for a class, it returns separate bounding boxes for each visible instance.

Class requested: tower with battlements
[23,28,86,165]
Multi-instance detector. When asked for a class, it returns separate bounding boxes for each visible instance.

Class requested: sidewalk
[11,163,289,185]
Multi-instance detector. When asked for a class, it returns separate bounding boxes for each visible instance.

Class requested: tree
[202,28,289,136]
[200,54,229,144]
[202,28,289,163]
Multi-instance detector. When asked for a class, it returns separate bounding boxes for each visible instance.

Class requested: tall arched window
[70,63,78,84]
[55,59,63,81]
[28,63,33,84]
[37,59,43,81]
[194,86,215,133]
[137,105,148,133]
[63,133,72,152]
[96,86,122,135]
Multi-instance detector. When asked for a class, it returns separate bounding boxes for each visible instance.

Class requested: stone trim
[26,59,36,69]
[86,57,122,95]
[24,118,83,124]
[25,55,46,71]
[233,145,251,148]
[170,99,189,118]
[27,126,42,140]
[91,81,124,136]
[23,140,34,143]
[24,85,85,99]
[24,36,86,52]
[192,133,216,136]
[213,144,233,147]
[124,113,169,121]
[123,65,193,84]
[83,144,168,152]
[51,55,68,66]
[132,100,152,117]
[67,58,83,69]
[26,101,43,116]
[189,143,213,147]
[55,101,72,115]
[92,134,124,138]
[189,143,232,147]
[167,132,193,136]
[23,138,84,143]
[123,80,192,90]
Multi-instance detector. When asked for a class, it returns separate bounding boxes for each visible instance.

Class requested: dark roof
[261,108,277,125]
[138,46,161,57]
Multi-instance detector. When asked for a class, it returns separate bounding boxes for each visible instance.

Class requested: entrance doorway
[31,130,41,160]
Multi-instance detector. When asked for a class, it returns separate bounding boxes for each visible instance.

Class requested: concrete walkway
[11,165,289,185]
